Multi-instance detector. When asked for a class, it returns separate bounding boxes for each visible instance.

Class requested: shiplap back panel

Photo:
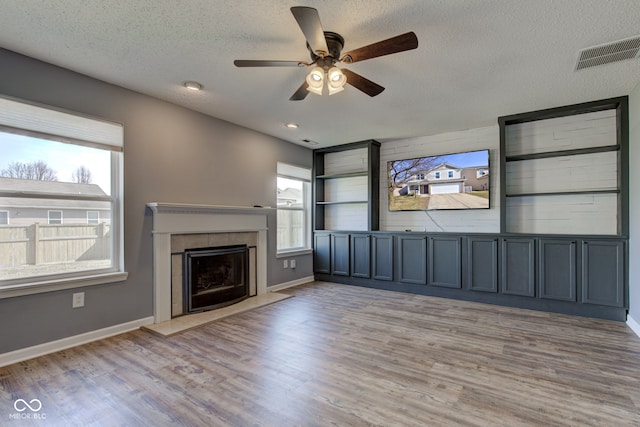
[380,126,500,233]
[506,194,618,235]
[324,204,369,231]
[505,108,619,234]
[505,109,617,156]
[324,148,368,175]
[505,151,618,194]
[324,176,368,203]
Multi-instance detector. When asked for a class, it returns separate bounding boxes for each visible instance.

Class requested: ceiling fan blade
[341,32,418,63]
[342,69,385,97]
[234,60,307,67]
[290,6,329,57]
[289,81,310,101]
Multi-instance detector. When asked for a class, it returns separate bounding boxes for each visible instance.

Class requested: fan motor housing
[308,31,344,68]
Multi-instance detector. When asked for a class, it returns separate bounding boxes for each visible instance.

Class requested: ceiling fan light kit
[234,6,418,100]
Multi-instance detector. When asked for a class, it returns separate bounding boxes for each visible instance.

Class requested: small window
[0,211,8,225]
[277,163,311,254]
[435,172,441,179]
[448,171,454,178]
[48,210,63,225]
[87,211,100,224]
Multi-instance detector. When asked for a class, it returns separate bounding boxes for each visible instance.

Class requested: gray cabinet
[397,235,427,285]
[331,234,350,276]
[428,236,461,288]
[582,240,625,307]
[468,237,498,292]
[501,238,535,297]
[372,235,394,281]
[538,239,576,302]
[351,234,371,278]
[314,234,331,274]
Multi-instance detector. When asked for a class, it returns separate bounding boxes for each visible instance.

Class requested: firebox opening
[183,244,249,314]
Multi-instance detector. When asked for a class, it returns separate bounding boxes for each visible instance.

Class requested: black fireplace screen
[183,245,249,313]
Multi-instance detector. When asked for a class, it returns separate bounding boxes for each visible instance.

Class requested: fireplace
[147,202,271,324]
[183,245,249,313]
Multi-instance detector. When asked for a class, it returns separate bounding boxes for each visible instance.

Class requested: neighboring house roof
[277,187,301,205]
[0,177,110,209]
[428,163,461,172]
[0,177,108,197]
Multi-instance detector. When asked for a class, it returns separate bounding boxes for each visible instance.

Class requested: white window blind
[0,95,123,149]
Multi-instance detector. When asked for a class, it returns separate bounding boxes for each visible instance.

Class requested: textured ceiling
[1,1,640,148]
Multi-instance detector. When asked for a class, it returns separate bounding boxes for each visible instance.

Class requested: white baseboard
[268,276,314,293]
[627,315,640,339]
[0,316,154,368]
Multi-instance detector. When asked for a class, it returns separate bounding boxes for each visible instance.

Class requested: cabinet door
[501,238,535,297]
[538,239,576,302]
[372,235,394,281]
[397,235,427,285]
[428,236,461,288]
[314,234,331,274]
[582,240,624,307]
[331,234,350,276]
[351,234,371,278]
[468,237,498,292]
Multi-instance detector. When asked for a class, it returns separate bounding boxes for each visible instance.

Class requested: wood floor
[2,281,640,426]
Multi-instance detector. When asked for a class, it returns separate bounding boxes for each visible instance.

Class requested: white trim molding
[627,315,640,339]
[268,276,314,292]
[0,316,154,368]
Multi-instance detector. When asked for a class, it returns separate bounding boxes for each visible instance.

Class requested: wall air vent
[575,35,640,70]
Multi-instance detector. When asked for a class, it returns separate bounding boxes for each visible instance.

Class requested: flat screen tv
[387,149,490,211]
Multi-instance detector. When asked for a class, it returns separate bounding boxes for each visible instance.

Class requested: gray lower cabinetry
[331,234,350,276]
[538,239,576,301]
[582,240,624,307]
[501,238,535,297]
[351,234,371,278]
[313,232,627,321]
[372,235,394,281]
[397,235,427,285]
[468,237,498,292]
[314,234,331,274]
[428,236,461,288]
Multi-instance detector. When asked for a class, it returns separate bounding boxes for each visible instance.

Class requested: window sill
[0,271,128,299]
[276,249,313,258]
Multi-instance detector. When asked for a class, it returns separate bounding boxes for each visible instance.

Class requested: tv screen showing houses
[388,149,489,211]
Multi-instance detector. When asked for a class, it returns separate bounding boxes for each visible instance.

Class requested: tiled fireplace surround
[147,203,271,324]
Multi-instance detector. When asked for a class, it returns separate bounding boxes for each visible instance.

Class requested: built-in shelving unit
[313,140,380,231]
[499,97,628,236]
[311,98,629,322]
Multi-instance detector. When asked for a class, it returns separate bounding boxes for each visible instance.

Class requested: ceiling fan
[234,6,419,100]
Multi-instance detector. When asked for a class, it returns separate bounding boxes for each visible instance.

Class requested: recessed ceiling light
[285,123,299,129]
[184,81,203,91]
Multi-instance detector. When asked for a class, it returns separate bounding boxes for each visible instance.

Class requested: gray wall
[629,80,640,325]
[0,49,313,354]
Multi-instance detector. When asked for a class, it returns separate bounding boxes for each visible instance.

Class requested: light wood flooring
[2,281,640,426]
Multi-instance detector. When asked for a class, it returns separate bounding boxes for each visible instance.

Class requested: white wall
[628,81,640,328]
[380,126,500,232]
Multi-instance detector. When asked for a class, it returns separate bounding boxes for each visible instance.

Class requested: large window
[0,95,125,297]
[277,162,311,254]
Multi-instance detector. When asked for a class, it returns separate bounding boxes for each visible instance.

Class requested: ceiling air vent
[575,35,640,70]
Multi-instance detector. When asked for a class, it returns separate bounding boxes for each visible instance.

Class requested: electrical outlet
[283,259,288,269]
[290,259,296,269]
[72,292,85,308]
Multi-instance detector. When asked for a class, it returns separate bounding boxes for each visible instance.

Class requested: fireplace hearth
[183,245,249,313]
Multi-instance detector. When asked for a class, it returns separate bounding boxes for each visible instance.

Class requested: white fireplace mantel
[147,202,273,323]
